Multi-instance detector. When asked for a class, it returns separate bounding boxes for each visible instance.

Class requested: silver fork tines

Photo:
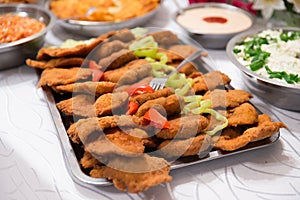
[149,49,206,90]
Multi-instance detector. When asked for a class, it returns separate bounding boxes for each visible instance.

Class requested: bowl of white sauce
[174,3,254,49]
[226,27,300,111]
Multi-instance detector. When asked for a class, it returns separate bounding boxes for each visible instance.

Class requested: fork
[149,49,207,90]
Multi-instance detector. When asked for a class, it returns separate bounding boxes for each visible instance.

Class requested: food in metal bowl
[46,0,162,37]
[174,3,254,49]
[0,4,54,70]
[0,14,46,44]
[231,29,300,85]
[226,27,300,111]
[49,0,160,22]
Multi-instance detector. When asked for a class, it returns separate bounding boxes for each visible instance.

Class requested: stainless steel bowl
[48,1,163,37]
[0,4,54,70]
[226,27,300,111]
[174,3,255,49]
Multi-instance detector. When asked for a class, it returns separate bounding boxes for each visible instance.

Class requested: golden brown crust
[53,81,116,96]
[85,129,146,157]
[90,155,172,193]
[98,49,137,71]
[203,89,252,108]
[26,57,84,69]
[67,115,142,144]
[103,59,150,83]
[80,151,101,169]
[94,92,129,116]
[158,134,212,158]
[156,115,209,139]
[38,67,92,87]
[192,71,231,93]
[36,30,117,60]
[130,87,174,106]
[227,103,258,127]
[56,94,96,117]
[135,94,183,117]
[214,114,287,151]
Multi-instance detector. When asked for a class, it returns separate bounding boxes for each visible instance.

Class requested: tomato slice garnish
[126,101,139,115]
[125,83,154,96]
[143,108,170,129]
[89,60,103,82]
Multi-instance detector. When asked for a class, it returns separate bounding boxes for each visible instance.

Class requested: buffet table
[1,1,300,199]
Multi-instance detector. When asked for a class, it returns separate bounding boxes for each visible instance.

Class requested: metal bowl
[0,4,54,70]
[226,27,300,111]
[174,3,255,49]
[47,1,163,37]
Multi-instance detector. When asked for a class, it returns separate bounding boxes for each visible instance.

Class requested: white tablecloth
[1,1,300,199]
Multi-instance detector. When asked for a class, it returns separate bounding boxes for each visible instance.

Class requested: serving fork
[149,49,207,90]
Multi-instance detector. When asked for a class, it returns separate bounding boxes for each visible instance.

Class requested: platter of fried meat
[26,28,287,193]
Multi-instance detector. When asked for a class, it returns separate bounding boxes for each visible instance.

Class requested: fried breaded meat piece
[192,71,231,93]
[94,92,129,116]
[36,30,117,60]
[158,134,212,158]
[227,103,258,127]
[56,94,96,117]
[85,129,146,157]
[53,81,116,96]
[203,89,252,108]
[103,59,150,83]
[135,94,183,117]
[156,115,209,139]
[38,67,92,87]
[26,57,84,69]
[67,115,142,144]
[90,154,172,193]
[214,114,287,151]
[80,151,101,169]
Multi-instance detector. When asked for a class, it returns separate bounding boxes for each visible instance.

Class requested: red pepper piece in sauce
[203,16,227,24]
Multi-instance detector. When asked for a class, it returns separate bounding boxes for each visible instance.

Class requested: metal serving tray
[43,73,280,188]
[42,28,280,187]
[45,87,279,186]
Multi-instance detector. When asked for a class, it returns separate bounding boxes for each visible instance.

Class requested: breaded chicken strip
[135,94,183,117]
[156,115,209,139]
[192,71,231,93]
[90,154,172,193]
[227,103,258,127]
[94,92,128,116]
[56,94,96,117]
[168,44,198,59]
[130,87,174,106]
[203,89,252,108]
[148,30,179,47]
[26,57,84,69]
[80,151,101,169]
[98,49,137,71]
[38,67,92,87]
[94,40,129,60]
[103,60,152,85]
[85,129,146,157]
[37,30,117,60]
[158,134,212,158]
[53,81,116,96]
[67,115,142,144]
[214,114,287,151]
